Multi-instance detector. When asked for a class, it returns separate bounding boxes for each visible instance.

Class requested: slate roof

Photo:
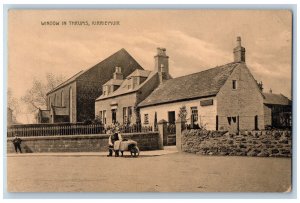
[47,48,143,95]
[263,93,292,105]
[138,62,240,107]
[47,70,84,94]
[96,70,156,101]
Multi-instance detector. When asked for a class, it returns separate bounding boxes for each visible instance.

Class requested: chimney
[155,47,169,83]
[113,67,123,80]
[269,88,272,94]
[233,36,246,62]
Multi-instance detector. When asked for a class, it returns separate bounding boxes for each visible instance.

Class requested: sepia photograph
[6,9,292,193]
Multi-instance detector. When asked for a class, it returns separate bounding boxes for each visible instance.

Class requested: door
[166,111,176,146]
[168,111,175,124]
[254,115,258,130]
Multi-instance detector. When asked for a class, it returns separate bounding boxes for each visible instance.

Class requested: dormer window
[232,80,237,90]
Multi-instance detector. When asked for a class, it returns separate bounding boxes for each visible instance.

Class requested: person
[12,134,22,153]
[107,129,123,157]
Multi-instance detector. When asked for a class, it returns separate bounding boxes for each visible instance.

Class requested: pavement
[6,146,178,157]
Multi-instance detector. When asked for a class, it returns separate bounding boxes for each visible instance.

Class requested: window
[107,86,111,94]
[191,107,198,123]
[123,107,128,124]
[128,106,132,124]
[132,77,138,88]
[61,91,64,106]
[103,110,106,124]
[144,114,149,124]
[48,97,51,108]
[227,117,236,125]
[54,94,57,106]
[227,117,231,125]
[232,80,237,90]
[99,111,103,122]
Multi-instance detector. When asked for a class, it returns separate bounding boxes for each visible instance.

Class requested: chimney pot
[237,36,241,47]
[233,36,246,62]
[113,66,123,79]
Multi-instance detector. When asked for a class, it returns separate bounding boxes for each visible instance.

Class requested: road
[7,149,291,192]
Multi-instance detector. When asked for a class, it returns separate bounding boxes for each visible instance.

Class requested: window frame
[191,106,199,123]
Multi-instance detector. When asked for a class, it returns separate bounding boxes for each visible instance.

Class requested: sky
[8,10,292,123]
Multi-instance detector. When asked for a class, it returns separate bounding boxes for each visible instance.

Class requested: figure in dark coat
[12,135,22,153]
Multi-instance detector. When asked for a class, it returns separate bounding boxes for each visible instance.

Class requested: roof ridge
[138,62,241,107]
[169,62,240,81]
[47,48,138,95]
[47,70,84,94]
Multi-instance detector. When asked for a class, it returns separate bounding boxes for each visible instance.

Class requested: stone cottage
[138,37,291,131]
[37,48,143,123]
[94,48,171,126]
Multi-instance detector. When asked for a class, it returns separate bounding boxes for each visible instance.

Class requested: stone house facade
[94,48,170,126]
[138,37,291,131]
[37,49,143,123]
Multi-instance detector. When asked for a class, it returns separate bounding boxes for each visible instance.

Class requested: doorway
[254,115,258,130]
[112,109,117,124]
[168,111,175,124]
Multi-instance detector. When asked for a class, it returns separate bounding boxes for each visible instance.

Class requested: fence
[7,123,156,137]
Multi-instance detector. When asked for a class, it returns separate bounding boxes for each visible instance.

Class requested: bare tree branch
[21,73,65,113]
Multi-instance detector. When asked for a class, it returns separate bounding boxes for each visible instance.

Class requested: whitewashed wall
[140,97,217,130]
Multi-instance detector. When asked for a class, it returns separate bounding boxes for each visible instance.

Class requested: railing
[7,123,157,137]
[107,123,155,134]
[7,124,105,137]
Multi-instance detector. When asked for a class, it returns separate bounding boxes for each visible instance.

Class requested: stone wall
[7,132,159,153]
[181,129,291,157]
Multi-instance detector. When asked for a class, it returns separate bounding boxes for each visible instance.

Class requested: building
[263,90,292,129]
[38,48,143,123]
[138,37,291,131]
[94,48,171,126]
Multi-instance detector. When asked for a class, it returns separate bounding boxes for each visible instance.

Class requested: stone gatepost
[176,118,185,152]
[157,119,167,150]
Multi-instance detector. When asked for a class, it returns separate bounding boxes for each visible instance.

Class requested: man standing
[12,134,22,153]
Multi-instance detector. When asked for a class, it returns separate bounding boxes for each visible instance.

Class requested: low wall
[7,132,159,153]
[182,130,291,157]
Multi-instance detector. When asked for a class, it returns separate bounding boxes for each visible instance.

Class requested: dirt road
[7,151,291,192]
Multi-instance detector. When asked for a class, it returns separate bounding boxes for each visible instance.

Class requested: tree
[178,105,187,121]
[7,88,20,123]
[21,73,65,113]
